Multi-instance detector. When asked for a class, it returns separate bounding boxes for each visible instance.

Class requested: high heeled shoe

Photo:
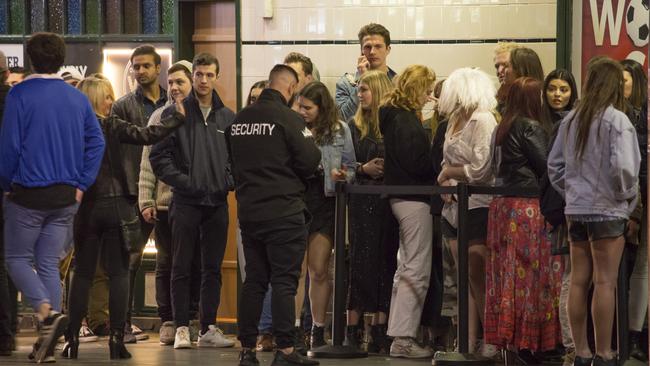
[502,349,541,365]
[61,332,79,359]
[109,328,132,360]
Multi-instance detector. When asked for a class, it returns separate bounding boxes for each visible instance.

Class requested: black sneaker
[592,355,616,366]
[271,350,320,365]
[34,312,69,363]
[310,326,326,349]
[239,349,260,366]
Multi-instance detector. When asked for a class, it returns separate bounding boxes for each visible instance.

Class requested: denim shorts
[567,219,626,242]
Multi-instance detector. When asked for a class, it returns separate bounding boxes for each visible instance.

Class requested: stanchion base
[307,344,368,359]
[432,351,495,365]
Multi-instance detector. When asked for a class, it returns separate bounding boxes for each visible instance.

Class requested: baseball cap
[171,60,192,74]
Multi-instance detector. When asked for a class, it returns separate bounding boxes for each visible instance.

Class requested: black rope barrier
[310,182,631,365]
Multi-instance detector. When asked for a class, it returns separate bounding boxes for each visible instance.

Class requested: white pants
[387,199,433,338]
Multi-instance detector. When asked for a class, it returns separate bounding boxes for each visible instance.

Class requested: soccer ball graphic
[626,0,649,47]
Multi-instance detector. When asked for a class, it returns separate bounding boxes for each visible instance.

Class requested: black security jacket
[497,117,549,190]
[226,89,321,222]
[149,90,235,207]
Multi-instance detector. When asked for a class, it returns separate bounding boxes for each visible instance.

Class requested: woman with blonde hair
[345,70,395,352]
[436,67,498,357]
[379,65,436,358]
[62,77,184,360]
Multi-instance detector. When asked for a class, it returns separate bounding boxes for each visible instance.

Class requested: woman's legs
[448,238,486,351]
[590,236,625,361]
[568,240,592,359]
[307,233,332,325]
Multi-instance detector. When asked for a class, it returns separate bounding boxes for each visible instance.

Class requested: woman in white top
[436,67,498,356]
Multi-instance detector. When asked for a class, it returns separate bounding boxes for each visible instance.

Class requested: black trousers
[170,201,228,327]
[0,199,12,340]
[126,210,154,326]
[155,210,201,323]
[68,198,131,334]
[238,211,308,349]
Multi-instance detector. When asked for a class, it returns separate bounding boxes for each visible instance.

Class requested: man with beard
[110,44,168,343]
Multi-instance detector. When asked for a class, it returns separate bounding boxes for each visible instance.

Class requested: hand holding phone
[357,55,370,75]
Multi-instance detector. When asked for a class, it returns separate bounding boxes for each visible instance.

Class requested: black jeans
[126,210,154,326]
[68,197,131,334]
[170,201,228,327]
[155,210,201,323]
[0,199,12,340]
[238,211,308,349]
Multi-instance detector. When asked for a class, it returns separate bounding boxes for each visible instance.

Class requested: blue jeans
[3,197,78,312]
[258,287,273,334]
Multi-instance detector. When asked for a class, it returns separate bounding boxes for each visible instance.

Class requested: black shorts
[441,207,489,242]
[567,219,626,242]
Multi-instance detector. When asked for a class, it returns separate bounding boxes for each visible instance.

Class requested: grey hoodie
[547,105,640,219]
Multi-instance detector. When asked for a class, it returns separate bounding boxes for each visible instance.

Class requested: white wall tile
[376,7,407,39]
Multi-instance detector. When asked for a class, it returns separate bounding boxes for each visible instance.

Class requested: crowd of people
[0,23,646,366]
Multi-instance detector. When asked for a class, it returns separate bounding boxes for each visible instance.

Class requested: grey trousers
[387,199,433,338]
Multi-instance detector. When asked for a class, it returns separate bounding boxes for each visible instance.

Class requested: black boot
[61,329,79,359]
[630,330,648,361]
[293,327,308,356]
[343,325,361,348]
[310,325,326,349]
[0,336,12,356]
[109,328,132,359]
[271,349,320,365]
[367,324,388,354]
[239,349,260,366]
[592,355,616,366]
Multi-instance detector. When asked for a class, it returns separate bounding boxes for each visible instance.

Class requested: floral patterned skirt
[484,197,563,351]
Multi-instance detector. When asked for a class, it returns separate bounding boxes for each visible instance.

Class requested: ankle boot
[343,325,361,348]
[367,324,388,354]
[109,328,132,359]
[310,325,326,349]
[61,330,79,359]
[629,330,648,361]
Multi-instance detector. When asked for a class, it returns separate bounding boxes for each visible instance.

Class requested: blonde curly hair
[381,65,435,111]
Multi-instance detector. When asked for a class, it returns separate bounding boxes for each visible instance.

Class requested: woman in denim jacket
[547,57,641,366]
[297,81,356,349]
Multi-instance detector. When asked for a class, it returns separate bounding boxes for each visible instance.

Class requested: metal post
[456,183,470,353]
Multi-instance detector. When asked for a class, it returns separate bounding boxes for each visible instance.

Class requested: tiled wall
[240,0,557,105]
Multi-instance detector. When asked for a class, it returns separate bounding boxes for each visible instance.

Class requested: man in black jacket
[150,52,234,350]
[228,64,321,366]
[110,44,168,342]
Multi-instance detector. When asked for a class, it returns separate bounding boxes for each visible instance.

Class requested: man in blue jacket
[0,32,105,363]
[150,52,235,350]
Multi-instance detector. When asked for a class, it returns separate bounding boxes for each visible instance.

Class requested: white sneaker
[174,326,192,349]
[130,324,149,341]
[389,337,433,358]
[159,321,176,346]
[78,325,99,343]
[197,325,235,348]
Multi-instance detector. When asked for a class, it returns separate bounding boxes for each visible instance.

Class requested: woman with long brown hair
[548,57,641,366]
[297,81,356,349]
[484,77,563,364]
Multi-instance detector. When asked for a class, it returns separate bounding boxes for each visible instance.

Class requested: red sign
[582,0,648,80]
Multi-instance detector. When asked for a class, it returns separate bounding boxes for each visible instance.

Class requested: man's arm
[149,130,196,194]
[138,108,164,212]
[285,118,321,179]
[78,102,106,191]
[0,93,22,191]
[335,75,359,123]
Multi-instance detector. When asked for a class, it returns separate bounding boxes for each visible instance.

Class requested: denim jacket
[318,121,356,197]
[547,105,641,219]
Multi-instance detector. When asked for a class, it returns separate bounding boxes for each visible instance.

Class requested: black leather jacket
[84,114,182,202]
[497,117,549,190]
